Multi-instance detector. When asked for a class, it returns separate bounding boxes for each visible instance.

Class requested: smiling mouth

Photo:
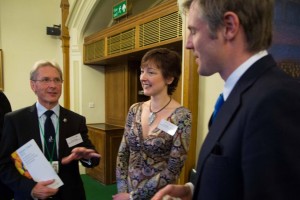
[48,92,57,95]
[142,83,151,88]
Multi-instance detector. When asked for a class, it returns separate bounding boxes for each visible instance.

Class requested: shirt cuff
[31,189,38,200]
[184,182,194,196]
[81,159,92,165]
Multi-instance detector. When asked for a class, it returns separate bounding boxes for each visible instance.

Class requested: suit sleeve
[0,92,12,136]
[242,84,300,199]
[0,114,36,198]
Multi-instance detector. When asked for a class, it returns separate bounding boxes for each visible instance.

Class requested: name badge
[157,119,178,136]
[66,133,83,147]
[52,161,59,173]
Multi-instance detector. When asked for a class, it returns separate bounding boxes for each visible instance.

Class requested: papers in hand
[13,139,64,189]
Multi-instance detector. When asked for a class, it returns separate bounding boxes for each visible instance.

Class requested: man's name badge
[66,133,83,147]
[157,119,178,136]
[52,161,59,173]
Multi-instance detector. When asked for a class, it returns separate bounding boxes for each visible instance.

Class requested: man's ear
[222,11,240,40]
[30,80,36,92]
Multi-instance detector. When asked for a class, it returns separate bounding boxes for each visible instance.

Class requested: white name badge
[52,161,59,173]
[66,133,83,147]
[157,119,178,136]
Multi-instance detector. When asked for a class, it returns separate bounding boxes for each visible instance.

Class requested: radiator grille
[85,39,105,61]
[108,28,135,55]
[94,40,105,59]
[139,11,182,47]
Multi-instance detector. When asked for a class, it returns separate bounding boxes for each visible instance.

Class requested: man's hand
[151,184,192,200]
[112,192,130,200]
[61,147,101,164]
[32,180,59,199]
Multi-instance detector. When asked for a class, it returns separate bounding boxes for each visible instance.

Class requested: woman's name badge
[52,161,59,173]
[66,133,83,147]
[158,119,178,136]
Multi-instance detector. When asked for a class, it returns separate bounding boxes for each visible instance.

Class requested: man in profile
[152,0,300,199]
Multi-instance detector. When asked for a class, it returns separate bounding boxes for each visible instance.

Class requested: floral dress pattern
[116,102,192,200]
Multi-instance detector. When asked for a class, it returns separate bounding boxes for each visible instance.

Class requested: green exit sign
[113,0,127,19]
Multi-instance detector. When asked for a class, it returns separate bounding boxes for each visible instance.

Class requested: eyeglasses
[32,78,63,85]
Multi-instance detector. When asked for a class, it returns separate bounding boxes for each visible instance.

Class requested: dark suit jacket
[0,92,14,200]
[0,104,99,200]
[193,55,300,200]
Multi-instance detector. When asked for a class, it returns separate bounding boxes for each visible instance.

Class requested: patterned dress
[116,102,192,200]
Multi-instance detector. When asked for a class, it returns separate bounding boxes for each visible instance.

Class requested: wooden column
[180,48,199,184]
[177,6,199,183]
[61,0,70,109]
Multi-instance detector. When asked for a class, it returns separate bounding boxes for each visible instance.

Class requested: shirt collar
[223,50,268,100]
[36,102,60,118]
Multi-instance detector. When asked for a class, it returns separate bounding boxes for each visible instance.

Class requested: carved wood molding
[61,0,70,108]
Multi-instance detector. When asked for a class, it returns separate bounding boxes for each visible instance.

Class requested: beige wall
[66,0,106,124]
[196,75,223,159]
[0,0,62,110]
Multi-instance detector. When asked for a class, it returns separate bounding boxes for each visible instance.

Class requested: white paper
[16,139,64,189]
[157,119,178,136]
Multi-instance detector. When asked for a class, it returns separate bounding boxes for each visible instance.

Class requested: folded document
[11,139,63,189]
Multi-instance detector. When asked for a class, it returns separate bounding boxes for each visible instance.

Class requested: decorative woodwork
[179,48,199,184]
[83,0,182,65]
[61,0,70,109]
[86,123,124,185]
[105,64,130,127]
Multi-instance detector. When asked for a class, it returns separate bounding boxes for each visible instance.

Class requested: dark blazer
[0,104,99,200]
[193,55,300,200]
[0,92,14,200]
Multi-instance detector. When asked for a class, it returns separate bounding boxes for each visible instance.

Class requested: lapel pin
[63,118,67,123]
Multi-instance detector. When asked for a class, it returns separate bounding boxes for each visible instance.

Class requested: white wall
[67,0,105,124]
[0,0,62,110]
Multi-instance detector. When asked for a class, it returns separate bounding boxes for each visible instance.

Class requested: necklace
[148,97,172,126]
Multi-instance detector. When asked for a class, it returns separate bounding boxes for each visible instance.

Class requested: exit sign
[113,0,127,19]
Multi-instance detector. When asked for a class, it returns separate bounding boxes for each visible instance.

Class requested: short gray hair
[30,60,63,81]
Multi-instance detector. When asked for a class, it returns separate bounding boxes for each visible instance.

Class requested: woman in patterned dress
[113,48,192,200]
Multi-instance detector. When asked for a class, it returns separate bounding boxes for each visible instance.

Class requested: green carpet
[81,174,117,200]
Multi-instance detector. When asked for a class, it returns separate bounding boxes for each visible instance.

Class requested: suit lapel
[58,106,71,158]
[194,55,277,191]
[28,104,43,150]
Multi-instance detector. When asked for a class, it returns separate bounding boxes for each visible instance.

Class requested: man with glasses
[0,60,100,200]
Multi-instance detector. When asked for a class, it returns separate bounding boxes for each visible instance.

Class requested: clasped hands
[32,147,100,199]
